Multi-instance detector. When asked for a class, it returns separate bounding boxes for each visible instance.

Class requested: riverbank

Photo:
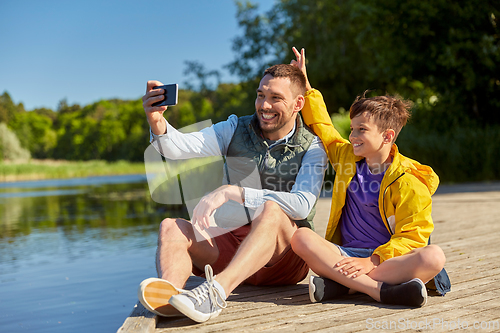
[0,159,146,182]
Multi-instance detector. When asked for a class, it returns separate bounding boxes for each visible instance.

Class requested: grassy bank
[0,159,146,182]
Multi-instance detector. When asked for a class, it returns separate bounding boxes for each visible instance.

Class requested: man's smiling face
[255,74,301,141]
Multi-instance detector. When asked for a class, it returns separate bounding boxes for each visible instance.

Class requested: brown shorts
[192,225,309,286]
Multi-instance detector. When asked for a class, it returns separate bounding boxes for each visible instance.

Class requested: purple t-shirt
[340,159,391,248]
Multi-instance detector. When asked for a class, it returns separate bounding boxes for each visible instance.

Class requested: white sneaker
[138,278,186,317]
[169,265,227,323]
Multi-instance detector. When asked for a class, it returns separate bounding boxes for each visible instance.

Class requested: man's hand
[142,80,168,135]
[336,255,380,278]
[290,47,312,91]
[191,185,244,230]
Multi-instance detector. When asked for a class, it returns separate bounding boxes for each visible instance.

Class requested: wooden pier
[118,182,500,332]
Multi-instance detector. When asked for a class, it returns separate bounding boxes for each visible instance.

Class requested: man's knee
[253,201,286,227]
[158,218,191,243]
[159,217,178,235]
[261,200,282,217]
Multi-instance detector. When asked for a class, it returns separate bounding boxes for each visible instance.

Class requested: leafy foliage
[1,0,498,183]
[228,0,500,125]
[53,99,149,161]
[225,0,500,182]
[0,123,31,161]
[0,74,250,163]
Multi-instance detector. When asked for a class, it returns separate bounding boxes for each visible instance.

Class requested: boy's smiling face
[349,112,392,162]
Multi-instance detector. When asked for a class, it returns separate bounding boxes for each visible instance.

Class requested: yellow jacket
[303,89,439,263]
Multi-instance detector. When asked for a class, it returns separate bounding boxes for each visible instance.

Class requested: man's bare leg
[215,201,298,295]
[291,228,446,302]
[155,217,219,288]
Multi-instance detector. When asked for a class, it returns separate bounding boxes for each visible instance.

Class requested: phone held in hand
[152,84,178,107]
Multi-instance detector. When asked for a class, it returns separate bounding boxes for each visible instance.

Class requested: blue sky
[0,0,274,111]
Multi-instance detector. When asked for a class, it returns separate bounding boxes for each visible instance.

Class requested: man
[138,64,327,323]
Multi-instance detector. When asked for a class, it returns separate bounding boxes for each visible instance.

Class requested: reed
[0,159,146,182]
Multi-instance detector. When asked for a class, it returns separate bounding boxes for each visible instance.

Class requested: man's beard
[256,109,293,136]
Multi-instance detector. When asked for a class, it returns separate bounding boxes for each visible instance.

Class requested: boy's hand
[336,255,379,278]
[290,47,312,91]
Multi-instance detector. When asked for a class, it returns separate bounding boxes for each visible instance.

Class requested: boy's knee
[420,245,446,273]
[291,228,314,255]
[429,244,446,268]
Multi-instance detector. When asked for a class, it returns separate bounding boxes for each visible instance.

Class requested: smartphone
[152,84,178,107]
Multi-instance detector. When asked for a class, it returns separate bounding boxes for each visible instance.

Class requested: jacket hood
[389,145,440,195]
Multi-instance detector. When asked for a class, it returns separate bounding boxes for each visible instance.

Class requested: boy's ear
[383,129,396,144]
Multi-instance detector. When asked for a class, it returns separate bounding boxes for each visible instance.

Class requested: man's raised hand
[143,80,168,135]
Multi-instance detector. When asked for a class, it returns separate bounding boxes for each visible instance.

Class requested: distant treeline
[1,0,499,183]
[0,83,254,162]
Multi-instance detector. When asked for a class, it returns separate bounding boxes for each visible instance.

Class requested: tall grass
[0,160,146,182]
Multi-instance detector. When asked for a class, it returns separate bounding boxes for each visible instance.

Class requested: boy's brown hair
[264,64,307,97]
[349,92,412,141]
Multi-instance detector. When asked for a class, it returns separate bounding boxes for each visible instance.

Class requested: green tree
[228,0,500,124]
[8,111,57,158]
[0,92,20,124]
[53,98,149,161]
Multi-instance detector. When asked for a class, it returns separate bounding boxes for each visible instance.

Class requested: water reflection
[0,176,188,238]
[0,175,188,333]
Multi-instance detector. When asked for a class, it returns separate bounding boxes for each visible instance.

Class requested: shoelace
[185,265,227,311]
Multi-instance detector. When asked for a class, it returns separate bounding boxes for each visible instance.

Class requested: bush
[398,124,500,183]
[317,109,500,184]
[0,123,31,161]
[331,108,351,140]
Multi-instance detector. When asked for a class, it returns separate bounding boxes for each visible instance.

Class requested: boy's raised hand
[290,47,312,91]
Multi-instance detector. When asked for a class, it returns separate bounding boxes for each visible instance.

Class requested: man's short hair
[349,93,412,140]
[263,64,307,97]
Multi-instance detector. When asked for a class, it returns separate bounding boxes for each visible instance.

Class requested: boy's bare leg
[215,201,298,296]
[291,228,446,302]
[291,228,382,300]
[368,244,446,284]
[156,217,220,288]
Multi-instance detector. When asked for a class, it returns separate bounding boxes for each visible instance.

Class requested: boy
[290,47,446,307]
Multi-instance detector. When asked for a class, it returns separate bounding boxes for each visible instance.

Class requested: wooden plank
[156,271,500,333]
[118,185,500,332]
[116,302,157,333]
[266,279,499,332]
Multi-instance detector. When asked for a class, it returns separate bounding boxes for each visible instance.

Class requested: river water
[0,175,187,332]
